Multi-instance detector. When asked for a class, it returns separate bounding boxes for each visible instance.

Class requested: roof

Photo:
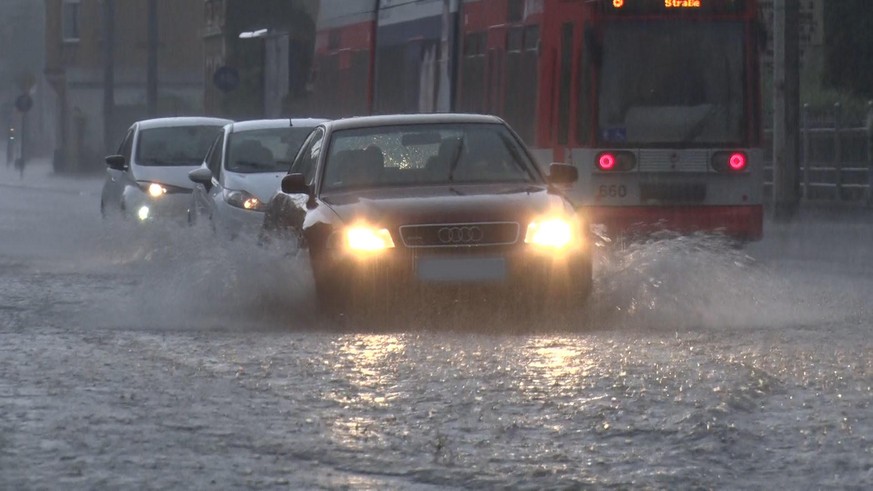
[136,117,232,130]
[229,118,330,133]
[325,113,504,131]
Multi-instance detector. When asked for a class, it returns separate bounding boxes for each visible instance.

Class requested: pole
[772,0,801,221]
[368,0,380,114]
[18,111,26,177]
[801,103,810,199]
[833,102,843,200]
[866,100,873,207]
[103,0,115,157]
[147,0,158,116]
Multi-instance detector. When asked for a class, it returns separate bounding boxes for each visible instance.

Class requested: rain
[2,1,872,488]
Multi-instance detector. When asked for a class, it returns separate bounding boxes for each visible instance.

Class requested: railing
[763,102,873,205]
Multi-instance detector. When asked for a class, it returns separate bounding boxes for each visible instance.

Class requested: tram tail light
[729,152,747,171]
[595,151,636,172]
[598,152,616,171]
[712,151,749,173]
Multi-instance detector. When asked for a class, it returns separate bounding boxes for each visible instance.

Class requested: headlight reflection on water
[521,338,596,390]
[325,334,406,449]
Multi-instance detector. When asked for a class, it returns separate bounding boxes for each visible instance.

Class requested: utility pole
[103,0,115,155]
[369,0,381,114]
[147,0,158,116]
[772,0,801,221]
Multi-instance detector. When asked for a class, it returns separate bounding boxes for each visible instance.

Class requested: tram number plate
[597,184,628,198]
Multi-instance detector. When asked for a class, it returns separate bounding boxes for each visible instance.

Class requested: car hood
[223,172,284,204]
[321,183,572,225]
[131,164,200,190]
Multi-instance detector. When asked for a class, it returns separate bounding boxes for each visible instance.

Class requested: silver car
[188,118,327,238]
[100,117,231,222]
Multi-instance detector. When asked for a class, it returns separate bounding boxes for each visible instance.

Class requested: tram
[310,0,763,240]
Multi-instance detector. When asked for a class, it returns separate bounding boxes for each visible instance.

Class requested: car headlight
[524,216,576,250]
[224,190,266,211]
[137,181,189,198]
[345,225,395,253]
[137,182,168,198]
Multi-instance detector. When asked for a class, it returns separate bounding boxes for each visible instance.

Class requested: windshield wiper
[446,137,465,183]
[681,105,717,143]
[234,160,273,170]
[141,158,175,166]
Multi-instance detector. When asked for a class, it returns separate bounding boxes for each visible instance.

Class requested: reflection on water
[521,337,595,388]
[326,334,406,449]
[330,334,405,398]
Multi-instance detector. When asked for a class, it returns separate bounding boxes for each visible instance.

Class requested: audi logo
[438,226,484,244]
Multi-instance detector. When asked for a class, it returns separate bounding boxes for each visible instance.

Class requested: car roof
[136,117,232,130]
[228,118,330,133]
[324,113,504,132]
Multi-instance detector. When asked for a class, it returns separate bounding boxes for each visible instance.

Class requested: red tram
[310,0,763,240]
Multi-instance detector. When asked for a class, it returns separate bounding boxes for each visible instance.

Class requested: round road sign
[15,94,33,113]
[212,66,240,93]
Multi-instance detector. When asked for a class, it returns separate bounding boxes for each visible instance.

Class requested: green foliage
[823,0,873,100]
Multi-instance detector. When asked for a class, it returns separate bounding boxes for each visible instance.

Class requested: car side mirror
[188,167,214,191]
[548,163,578,185]
[105,155,127,171]
[281,173,310,195]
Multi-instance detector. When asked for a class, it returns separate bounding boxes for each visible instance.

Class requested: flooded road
[2,163,872,489]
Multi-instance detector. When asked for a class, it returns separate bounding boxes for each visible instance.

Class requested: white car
[100,117,230,222]
[188,118,327,238]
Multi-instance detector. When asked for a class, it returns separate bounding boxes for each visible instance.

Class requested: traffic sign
[212,66,240,93]
[15,94,33,113]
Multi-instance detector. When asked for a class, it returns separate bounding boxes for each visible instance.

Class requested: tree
[823,0,873,99]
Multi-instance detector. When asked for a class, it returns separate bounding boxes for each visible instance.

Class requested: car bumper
[214,201,265,238]
[127,192,192,224]
[315,246,591,295]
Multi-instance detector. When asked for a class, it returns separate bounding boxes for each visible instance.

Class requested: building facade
[1,0,52,161]
[45,0,205,173]
[203,0,319,120]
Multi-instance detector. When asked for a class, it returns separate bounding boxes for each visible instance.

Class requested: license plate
[416,257,506,283]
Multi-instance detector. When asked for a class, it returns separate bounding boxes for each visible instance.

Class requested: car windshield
[226,127,314,173]
[597,21,746,146]
[136,125,224,166]
[321,123,538,192]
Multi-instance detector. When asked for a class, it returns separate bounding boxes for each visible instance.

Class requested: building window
[62,0,81,42]
[328,29,341,51]
[464,32,486,57]
[507,27,523,53]
[508,0,524,23]
[524,25,539,51]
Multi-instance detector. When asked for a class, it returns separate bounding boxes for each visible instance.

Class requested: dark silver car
[261,114,591,317]
[100,117,230,222]
[188,118,327,237]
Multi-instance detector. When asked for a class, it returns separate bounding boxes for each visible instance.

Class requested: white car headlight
[524,216,576,250]
[345,225,395,253]
[224,190,266,211]
[136,181,168,198]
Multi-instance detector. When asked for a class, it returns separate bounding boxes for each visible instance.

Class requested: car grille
[399,222,520,248]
